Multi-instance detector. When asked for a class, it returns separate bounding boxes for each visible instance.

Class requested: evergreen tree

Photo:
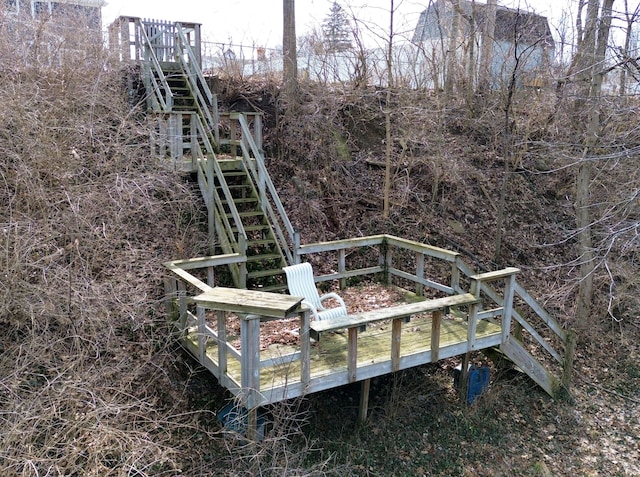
[322,1,352,52]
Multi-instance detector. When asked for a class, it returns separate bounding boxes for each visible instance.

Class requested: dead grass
[1,12,638,476]
[0,13,211,476]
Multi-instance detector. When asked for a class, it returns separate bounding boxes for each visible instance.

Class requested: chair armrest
[319,292,346,310]
[302,299,320,321]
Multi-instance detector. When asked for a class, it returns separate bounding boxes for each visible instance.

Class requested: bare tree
[569,0,616,323]
[283,0,298,103]
[383,0,396,219]
[478,0,497,92]
[618,0,640,96]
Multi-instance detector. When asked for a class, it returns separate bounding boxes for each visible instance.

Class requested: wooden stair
[133,18,293,292]
[215,167,288,291]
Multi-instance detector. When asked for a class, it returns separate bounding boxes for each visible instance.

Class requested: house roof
[490,5,554,47]
[414,0,555,49]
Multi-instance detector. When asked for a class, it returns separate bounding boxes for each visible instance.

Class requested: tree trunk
[573,0,615,324]
[444,0,460,97]
[478,0,497,92]
[383,0,395,219]
[283,0,298,104]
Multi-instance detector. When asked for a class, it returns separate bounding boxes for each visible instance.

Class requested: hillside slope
[1,51,637,476]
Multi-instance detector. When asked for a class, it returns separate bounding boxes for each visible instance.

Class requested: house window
[32,0,51,17]
[5,0,19,13]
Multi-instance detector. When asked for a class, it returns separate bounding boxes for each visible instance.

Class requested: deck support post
[359,378,371,423]
[348,328,358,382]
[391,318,403,371]
[241,314,262,440]
[300,309,311,386]
[459,352,471,403]
[431,310,442,362]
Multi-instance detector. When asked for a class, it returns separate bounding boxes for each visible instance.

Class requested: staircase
[110,17,295,290]
[216,166,288,291]
[112,17,576,400]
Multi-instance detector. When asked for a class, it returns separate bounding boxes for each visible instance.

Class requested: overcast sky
[102,0,564,49]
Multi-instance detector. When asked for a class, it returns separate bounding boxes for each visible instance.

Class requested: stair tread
[232,224,271,232]
[221,198,258,205]
[247,239,277,246]
[229,211,265,218]
[247,253,283,262]
[247,269,285,279]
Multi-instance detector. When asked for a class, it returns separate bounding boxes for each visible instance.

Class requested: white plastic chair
[282,263,347,321]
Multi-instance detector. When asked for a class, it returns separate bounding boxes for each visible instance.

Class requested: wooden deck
[164,235,576,436]
[182,312,502,406]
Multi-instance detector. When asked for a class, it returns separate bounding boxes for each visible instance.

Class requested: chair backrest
[282,263,321,308]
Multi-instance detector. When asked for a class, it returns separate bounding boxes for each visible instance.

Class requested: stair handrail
[456,258,575,394]
[234,113,297,264]
[174,23,220,146]
[135,18,174,111]
[192,115,248,258]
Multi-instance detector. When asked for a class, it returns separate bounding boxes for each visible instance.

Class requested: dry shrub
[0,11,213,476]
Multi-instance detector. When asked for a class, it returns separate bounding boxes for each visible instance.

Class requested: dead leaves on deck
[207,283,405,351]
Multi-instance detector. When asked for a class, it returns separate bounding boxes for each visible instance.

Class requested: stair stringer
[500,337,561,397]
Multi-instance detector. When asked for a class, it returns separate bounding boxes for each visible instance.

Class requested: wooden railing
[174,23,219,146]
[191,114,249,286]
[298,235,575,397]
[163,253,246,330]
[164,234,575,400]
[229,113,299,263]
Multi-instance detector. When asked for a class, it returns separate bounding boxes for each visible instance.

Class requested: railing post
[451,257,461,294]
[196,304,206,363]
[163,276,178,320]
[501,272,517,343]
[253,114,263,152]
[338,249,346,290]
[380,238,391,285]
[238,234,248,289]
[212,97,220,145]
[168,114,178,160]
[217,310,229,388]
[415,252,425,297]
[190,113,198,169]
[468,279,480,351]
[230,118,237,157]
[299,309,310,386]
[293,231,301,264]
[240,314,261,440]
[177,280,187,332]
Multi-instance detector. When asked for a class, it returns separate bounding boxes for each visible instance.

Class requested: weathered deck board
[183,313,501,405]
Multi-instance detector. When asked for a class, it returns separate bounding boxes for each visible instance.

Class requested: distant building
[2,0,105,65]
[3,0,105,29]
[413,0,555,88]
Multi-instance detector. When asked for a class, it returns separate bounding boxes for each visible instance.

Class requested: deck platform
[164,235,576,436]
[182,312,502,406]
